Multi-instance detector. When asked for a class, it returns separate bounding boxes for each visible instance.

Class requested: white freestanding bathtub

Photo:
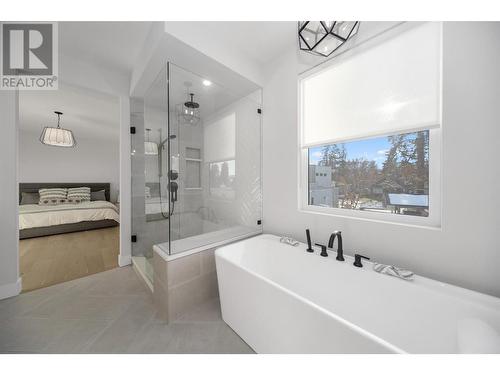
[215,234,500,353]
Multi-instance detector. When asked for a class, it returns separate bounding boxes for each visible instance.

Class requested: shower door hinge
[131,235,137,243]
[257,220,262,225]
[130,126,136,134]
[257,108,262,114]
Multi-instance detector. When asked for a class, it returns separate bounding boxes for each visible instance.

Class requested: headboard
[19,183,111,203]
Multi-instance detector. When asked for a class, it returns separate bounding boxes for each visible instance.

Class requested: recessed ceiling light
[202,79,212,87]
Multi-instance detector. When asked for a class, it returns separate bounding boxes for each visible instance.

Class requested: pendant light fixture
[181,93,201,126]
[40,111,77,147]
[298,21,360,57]
[144,128,158,155]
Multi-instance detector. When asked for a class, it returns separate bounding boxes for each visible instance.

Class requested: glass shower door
[131,65,170,285]
[167,63,263,255]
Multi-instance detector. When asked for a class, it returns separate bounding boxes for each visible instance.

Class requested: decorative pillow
[20,192,40,205]
[91,189,106,201]
[67,187,91,204]
[39,188,68,205]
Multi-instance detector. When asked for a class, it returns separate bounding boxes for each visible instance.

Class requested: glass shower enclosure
[131,62,262,285]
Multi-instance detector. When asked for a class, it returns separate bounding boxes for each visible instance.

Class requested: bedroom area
[17,84,121,292]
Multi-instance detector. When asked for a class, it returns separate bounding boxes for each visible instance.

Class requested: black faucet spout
[328,231,344,261]
[328,233,336,248]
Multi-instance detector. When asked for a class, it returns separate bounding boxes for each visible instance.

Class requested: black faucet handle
[305,229,314,253]
[353,254,370,268]
[315,243,328,257]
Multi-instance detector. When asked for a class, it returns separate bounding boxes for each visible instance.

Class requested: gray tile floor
[0,266,253,354]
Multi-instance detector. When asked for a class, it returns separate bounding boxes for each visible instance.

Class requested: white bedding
[19,201,120,230]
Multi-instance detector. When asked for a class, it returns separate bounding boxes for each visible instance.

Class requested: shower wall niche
[131,62,262,284]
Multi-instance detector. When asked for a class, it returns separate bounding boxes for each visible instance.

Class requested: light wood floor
[19,227,119,293]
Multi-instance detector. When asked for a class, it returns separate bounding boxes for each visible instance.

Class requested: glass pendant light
[144,128,158,155]
[181,93,201,126]
[40,111,77,147]
[298,21,360,57]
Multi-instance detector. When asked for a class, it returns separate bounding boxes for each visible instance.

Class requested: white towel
[373,263,414,280]
[280,237,299,246]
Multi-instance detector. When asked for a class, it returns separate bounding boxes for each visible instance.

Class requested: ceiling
[19,84,120,140]
[56,21,297,94]
[167,21,297,67]
[235,22,297,65]
[141,62,261,142]
[59,22,153,75]
[58,21,402,81]
[144,62,261,117]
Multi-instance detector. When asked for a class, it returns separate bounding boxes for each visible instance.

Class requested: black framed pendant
[298,21,360,57]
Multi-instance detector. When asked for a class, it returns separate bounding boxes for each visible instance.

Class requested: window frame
[298,129,441,228]
[297,25,442,229]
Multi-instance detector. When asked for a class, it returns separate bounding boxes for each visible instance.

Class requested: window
[308,130,429,217]
[209,160,236,200]
[299,22,441,227]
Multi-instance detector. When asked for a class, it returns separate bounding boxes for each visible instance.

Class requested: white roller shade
[204,112,236,162]
[301,22,441,147]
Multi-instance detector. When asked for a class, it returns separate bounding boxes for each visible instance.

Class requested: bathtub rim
[217,234,500,307]
[215,238,406,354]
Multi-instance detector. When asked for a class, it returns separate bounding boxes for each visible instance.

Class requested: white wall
[59,54,132,266]
[0,91,21,300]
[118,96,131,266]
[262,22,500,297]
[18,130,120,202]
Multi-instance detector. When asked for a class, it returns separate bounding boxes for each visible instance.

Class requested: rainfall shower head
[184,93,199,109]
[180,92,201,126]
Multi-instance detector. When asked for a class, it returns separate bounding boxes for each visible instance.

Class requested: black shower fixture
[298,21,360,57]
[184,93,199,109]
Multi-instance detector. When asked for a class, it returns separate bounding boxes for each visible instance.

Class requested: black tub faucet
[305,229,314,253]
[328,231,345,262]
[315,243,328,257]
[354,254,370,268]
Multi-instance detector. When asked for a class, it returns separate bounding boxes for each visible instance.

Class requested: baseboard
[132,258,154,293]
[118,254,132,267]
[0,277,22,300]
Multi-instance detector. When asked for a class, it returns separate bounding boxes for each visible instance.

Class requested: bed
[19,183,120,239]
